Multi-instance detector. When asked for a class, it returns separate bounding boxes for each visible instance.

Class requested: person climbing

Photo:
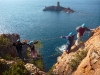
[28,40,38,59]
[75,23,94,46]
[60,32,75,53]
[13,39,26,59]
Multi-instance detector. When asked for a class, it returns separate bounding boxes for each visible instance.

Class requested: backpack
[76,26,81,32]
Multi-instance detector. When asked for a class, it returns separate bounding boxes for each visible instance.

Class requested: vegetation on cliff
[0,36,11,48]
[69,49,87,71]
[0,36,11,58]
[0,58,9,74]
[3,60,29,75]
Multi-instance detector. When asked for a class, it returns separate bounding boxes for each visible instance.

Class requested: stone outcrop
[0,58,47,75]
[52,26,100,75]
[25,63,47,75]
[0,33,20,57]
[0,33,20,42]
[43,2,75,13]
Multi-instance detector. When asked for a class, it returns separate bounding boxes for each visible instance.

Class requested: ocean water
[0,0,100,71]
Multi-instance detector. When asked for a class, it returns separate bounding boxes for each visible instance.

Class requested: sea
[0,0,100,71]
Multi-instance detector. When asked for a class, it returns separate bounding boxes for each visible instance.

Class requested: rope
[44,53,59,58]
[38,33,85,42]
[38,37,60,42]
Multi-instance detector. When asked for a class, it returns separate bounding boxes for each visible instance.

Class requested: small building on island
[57,1,60,7]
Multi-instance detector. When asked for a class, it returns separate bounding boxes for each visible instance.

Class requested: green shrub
[34,40,43,50]
[48,66,54,75]
[3,54,18,60]
[0,36,11,57]
[0,59,9,73]
[0,36,11,48]
[48,66,60,75]
[3,60,29,75]
[69,50,87,71]
[34,40,43,55]
[30,56,45,71]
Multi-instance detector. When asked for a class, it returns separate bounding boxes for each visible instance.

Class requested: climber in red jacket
[75,23,94,46]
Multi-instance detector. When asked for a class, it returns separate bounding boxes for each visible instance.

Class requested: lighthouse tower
[57,2,60,7]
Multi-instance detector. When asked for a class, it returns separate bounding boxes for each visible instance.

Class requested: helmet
[17,39,20,42]
[69,32,73,36]
[82,23,85,28]
[29,41,33,45]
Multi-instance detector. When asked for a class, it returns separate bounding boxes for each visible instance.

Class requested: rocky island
[43,2,75,13]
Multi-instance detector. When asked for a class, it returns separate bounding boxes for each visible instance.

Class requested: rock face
[73,26,100,75]
[0,33,20,57]
[52,26,100,75]
[43,2,75,13]
[0,58,47,75]
[0,33,20,42]
[25,63,47,75]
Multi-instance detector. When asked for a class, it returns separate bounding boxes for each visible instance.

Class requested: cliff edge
[52,26,100,75]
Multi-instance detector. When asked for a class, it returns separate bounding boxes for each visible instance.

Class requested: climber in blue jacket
[60,32,76,53]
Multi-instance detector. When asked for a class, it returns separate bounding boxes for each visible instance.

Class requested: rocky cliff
[0,33,20,42]
[73,26,100,75]
[52,26,100,75]
[0,33,46,75]
[0,33,20,57]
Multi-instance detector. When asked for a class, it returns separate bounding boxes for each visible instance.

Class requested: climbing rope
[38,36,60,42]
